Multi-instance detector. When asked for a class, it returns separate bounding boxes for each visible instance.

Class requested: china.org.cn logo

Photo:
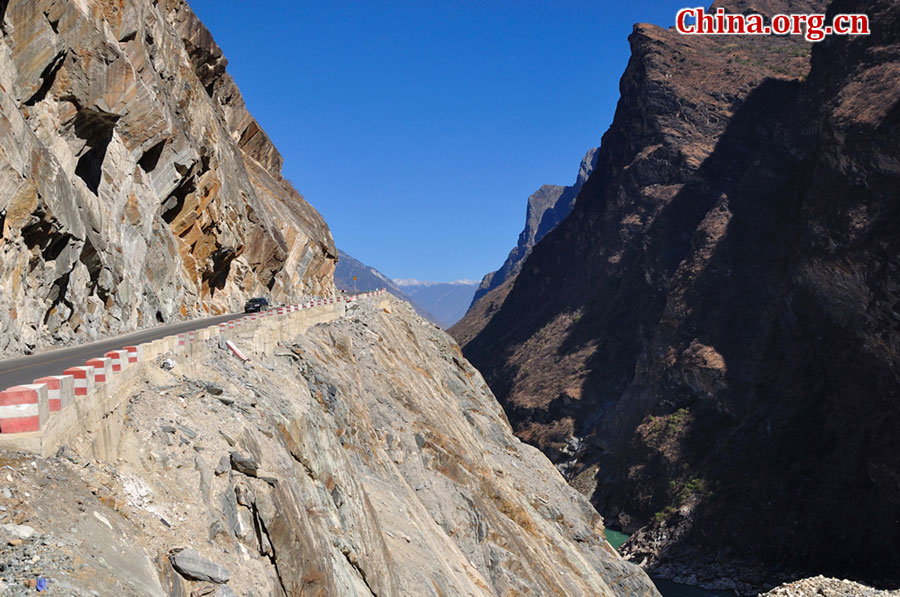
[675,7,869,42]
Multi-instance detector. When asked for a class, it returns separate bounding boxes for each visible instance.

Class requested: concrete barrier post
[117,349,133,370]
[225,340,249,362]
[0,384,50,433]
[64,366,95,397]
[124,346,140,364]
[85,357,112,384]
[33,375,75,411]
[105,350,125,372]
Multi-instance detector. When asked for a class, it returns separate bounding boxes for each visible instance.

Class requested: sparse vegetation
[645,407,692,443]
[654,505,678,524]
[678,476,708,503]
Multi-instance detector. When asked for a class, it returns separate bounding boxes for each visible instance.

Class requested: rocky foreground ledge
[761,576,900,597]
[0,296,657,595]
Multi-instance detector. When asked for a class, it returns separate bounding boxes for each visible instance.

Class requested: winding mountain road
[0,312,239,390]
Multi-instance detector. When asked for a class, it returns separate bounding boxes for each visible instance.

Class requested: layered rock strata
[0,0,336,356]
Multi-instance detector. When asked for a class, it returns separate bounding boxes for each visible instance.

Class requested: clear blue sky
[188,1,686,281]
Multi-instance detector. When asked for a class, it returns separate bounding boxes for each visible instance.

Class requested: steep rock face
[0,0,336,356]
[468,148,598,308]
[0,297,659,596]
[453,0,900,585]
[459,0,821,454]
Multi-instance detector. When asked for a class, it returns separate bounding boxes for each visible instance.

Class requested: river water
[603,529,736,597]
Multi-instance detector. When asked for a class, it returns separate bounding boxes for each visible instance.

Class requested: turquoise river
[604,529,737,597]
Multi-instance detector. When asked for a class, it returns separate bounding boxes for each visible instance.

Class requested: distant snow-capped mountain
[393,278,478,288]
[333,251,477,328]
[391,279,478,328]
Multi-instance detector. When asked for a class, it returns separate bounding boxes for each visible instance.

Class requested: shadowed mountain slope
[455,0,900,587]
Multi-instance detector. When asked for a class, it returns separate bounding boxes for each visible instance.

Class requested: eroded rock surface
[0,297,658,596]
[0,0,336,356]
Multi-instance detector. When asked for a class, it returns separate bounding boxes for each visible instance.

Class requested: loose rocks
[170,549,230,584]
[229,452,258,477]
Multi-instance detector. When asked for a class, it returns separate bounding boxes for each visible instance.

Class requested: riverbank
[604,529,736,597]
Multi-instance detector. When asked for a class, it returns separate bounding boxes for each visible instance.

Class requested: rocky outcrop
[0,296,659,596]
[761,576,900,597]
[0,0,336,357]
[467,147,598,308]
[455,0,900,587]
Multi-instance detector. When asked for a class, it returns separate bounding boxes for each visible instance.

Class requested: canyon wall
[455,0,900,586]
[0,0,336,357]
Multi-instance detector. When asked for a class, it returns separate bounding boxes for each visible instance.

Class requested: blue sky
[188,1,687,281]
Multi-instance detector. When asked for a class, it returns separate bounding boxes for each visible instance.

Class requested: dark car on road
[244,297,269,313]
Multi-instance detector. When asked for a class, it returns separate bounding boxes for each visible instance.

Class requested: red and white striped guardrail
[33,376,74,412]
[0,385,49,433]
[124,346,140,364]
[85,357,112,383]
[0,289,387,435]
[63,366,95,397]
[105,350,126,372]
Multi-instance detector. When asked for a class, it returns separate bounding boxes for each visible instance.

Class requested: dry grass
[301,567,326,587]
[480,479,537,536]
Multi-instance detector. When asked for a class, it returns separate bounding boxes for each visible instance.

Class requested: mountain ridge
[0,1,660,595]
[335,250,477,328]
[467,147,599,309]
[454,0,900,587]
[394,278,478,287]
[395,280,478,328]
[333,249,443,325]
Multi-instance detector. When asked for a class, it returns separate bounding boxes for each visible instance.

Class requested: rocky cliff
[467,148,598,309]
[454,0,900,587]
[0,296,659,596]
[0,0,336,357]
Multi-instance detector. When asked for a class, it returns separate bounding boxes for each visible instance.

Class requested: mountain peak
[463,146,600,310]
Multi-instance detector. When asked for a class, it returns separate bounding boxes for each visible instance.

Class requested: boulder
[170,548,230,584]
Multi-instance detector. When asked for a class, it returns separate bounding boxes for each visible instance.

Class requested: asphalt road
[0,311,241,390]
